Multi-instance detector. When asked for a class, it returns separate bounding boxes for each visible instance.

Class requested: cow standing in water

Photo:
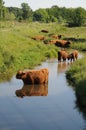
[16,68,49,85]
[68,50,78,62]
[58,49,69,62]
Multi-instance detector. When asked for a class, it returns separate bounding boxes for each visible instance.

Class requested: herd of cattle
[31,29,72,48]
[16,29,78,86]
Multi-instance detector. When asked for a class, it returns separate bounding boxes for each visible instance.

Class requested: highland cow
[16,68,49,85]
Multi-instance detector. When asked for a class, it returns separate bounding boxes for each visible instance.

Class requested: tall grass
[66,56,86,86]
[0,21,59,81]
[71,42,86,51]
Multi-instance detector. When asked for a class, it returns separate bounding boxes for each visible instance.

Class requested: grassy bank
[0,21,86,81]
[64,26,86,106]
[0,21,60,81]
[65,26,86,106]
[66,55,86,106]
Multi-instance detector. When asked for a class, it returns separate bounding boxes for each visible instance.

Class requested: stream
[0,56,86,130]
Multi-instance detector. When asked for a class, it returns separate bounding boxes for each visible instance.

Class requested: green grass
[71,42,86,51]
[0,21,86,76]
[66,56,86,85]
[0,21,60,81]
[66,55,86,106]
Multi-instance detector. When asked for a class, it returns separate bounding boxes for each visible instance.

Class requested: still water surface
[0,59,86,130]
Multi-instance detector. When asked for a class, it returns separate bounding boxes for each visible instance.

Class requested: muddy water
[0,58,86,130]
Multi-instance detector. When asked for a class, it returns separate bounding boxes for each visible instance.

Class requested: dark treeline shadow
[15,84,48,98]
[64,37,86,43]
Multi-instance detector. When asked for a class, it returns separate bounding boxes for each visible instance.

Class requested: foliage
[0,0,6,19]
[33,9,49,23]
[21,3,33,20]
[68,7,86,27]
[8,7,22,20]
[1,1,86,26]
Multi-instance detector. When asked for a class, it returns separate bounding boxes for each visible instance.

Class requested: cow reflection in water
[57,62,72,73]
[15,84,48,98]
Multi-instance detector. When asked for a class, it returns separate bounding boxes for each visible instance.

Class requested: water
[0,59,86,130]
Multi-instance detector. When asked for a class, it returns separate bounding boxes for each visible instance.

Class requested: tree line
[0,0,86,27]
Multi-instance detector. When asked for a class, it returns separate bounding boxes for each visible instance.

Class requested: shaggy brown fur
[68,50,78,61]
[55,39,71,48]
[49,39,58,44]
[58,50,69,62]
[49,34,58,39]
[32,35,45,40]
[16,68,49,85]
[49,34,62,39]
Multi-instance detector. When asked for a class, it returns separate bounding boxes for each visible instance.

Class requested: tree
[0,0,5,19]
[49,6,60,18]
[33,9,50,22]
[8,7,23,20]
[46,6,60,22]
[68,7,86,27]
[21,3,32,20]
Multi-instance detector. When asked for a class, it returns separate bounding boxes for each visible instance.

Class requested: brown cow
[16,68,49,85]
[68,50,78,61]
[55,39,71,48]
[49,39,58,44]
[43,39,58,44]
[15,84,48,98]
[49,34,62,39]
[49,34,58,39]
[41,29,49,33]
[32,35,45,40]
[58,49,69,62]
[58,34,62,39]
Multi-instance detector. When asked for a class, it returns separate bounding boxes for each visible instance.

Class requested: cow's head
[16,70,26,79]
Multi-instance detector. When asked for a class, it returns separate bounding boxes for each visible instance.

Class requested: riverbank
[66,54,86,106]
[0,22,59,81]
[65,26,86,106]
